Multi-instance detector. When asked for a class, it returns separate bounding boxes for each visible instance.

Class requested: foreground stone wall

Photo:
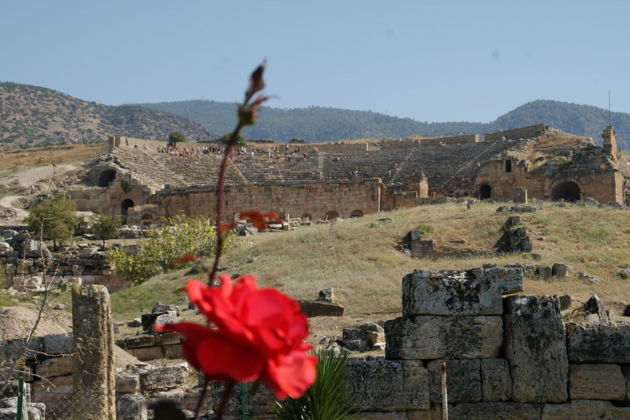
[348,266,630,419]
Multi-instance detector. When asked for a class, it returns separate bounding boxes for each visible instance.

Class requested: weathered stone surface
[298,300,344,317]
[504,295,568,403]
[385,316,502,359]
[402,267,523,316]
[427,359,481,403]
[552,263,570,278]
[542,399,630,419]
[481,358,511,402]
[116,373,140,394]
[448,402,542,419]
[139,364,188,393]
[347,360,429,411]
[43,333,73,355]
[566,322,630,363]
[36,355,73,378]
[71,284,115,420]
[116,394,148,420]
[569,364,626,400]
[583,294,611,323]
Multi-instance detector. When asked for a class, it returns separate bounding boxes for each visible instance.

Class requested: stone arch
[121,199,135,217]
[479,184,492,200]
[97,169,117,187]
[325,210,340,220]
[350,210,364,218]
[551,181,581,202]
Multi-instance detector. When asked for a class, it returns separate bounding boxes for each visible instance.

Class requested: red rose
[156,275,317,399]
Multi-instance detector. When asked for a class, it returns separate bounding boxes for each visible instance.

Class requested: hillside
[0,82,217,146]
[139,99,630,148]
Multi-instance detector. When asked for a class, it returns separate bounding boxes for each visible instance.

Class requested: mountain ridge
[0,82,217,146]
[138,98,630,148]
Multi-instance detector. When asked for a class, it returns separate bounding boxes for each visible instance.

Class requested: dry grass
[0,143,106,173]
[106,201,630,326]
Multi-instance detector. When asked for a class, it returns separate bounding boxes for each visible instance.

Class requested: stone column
[71,285,116,420]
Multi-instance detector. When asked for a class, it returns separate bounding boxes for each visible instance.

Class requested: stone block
[128,346,164,361]
[139,364,188,392]
[116,394,147,420]
[162,344,184,359]
[427,359,481,403]
[402,267,522,316]
[385,316,502,359]
[298,300,344,317]
[569,364,626,400]
[117,335,155,349]
[542,400,630,419]
[552,263,569,278]
[481,358,511,402]
[448,402,542,419]
[504,295,568,402]
[36,356,73,378]
[566,322,630,363]
[43,333,73,355]
[347,360,429,411]
[116,373,140,394]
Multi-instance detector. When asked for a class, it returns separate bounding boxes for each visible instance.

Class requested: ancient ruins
[69,123,625,224]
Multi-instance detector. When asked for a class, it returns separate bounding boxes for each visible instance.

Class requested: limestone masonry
[69,123,625,223]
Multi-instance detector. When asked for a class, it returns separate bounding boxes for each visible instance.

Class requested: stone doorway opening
[97,169,117,187]
[350,210,364,218]
[121,199,135,220]
[325,210,340,220]
[551,181,581,202]
[479,184,492,200]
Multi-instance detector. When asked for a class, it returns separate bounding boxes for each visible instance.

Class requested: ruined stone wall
[144,181,382,222]
[474,160,624,203]
[347,267,630,419]
[307,142,370,152]
[380,139,422,149]
[109,136,164,151]
[485,123,548,141]
[421,133,480,146]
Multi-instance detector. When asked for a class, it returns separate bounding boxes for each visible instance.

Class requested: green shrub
[275,348,356,420]
[415,224,433,234]
[90,213,122,248]
[106,215,232,283]
[25,194,78,249]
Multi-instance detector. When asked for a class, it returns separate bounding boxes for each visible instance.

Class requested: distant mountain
[0,82,216,146]
[139,99,630,149]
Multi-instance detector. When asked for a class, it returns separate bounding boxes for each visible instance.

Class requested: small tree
[168,131,188,144]
[26,194,78,250]
[90,214,121,249]
[218,132,247,146]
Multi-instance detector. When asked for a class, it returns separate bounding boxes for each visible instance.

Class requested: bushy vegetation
[89,213,122,248]
[275,348,355,420]
[25,194,78,248]
[168,131,188,143]
[105,215,233,283]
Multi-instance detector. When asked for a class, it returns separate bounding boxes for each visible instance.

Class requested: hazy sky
[2,1,629,122]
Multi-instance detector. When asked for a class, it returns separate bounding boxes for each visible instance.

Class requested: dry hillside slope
[0,82,217,146]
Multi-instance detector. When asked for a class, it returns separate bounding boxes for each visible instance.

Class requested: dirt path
[0,164,77,188]
[0,195,28,222]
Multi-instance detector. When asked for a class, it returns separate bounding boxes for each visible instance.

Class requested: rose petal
[263,352,318,400]
[195,332,265,382]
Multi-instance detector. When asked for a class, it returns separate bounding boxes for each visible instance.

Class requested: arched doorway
[325,210,340,220]
[121,199,135,219]
[350,210,364,218]
[551,181,581,202]
[97,169,117,187]
[479,184,492,200]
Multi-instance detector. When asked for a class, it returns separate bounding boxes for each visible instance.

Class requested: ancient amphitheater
[69,123,625,224]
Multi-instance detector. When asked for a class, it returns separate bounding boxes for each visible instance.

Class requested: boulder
[618,267,630,280]
[298,300,344,317]
[552,263,570,278]
[402,267,523,316]
[503,295,568,402]
[583,294,611,323]
[569,364,626,400]
[385,316,502,359]
[558,295,572,310]
[427,359,481,403]
[0,242,12,252]
[342,322,384,352]
[151,302,180,316]
[566,322,630,363]
[347,360,429,411]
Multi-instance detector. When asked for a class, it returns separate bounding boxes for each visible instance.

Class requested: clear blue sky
[2,1,629,122]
